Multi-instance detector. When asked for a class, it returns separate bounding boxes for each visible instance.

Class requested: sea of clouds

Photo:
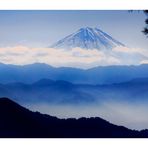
[0,46,147,68]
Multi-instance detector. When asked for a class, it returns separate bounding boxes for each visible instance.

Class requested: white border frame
[0,139,148,148]
[0,0,147,10]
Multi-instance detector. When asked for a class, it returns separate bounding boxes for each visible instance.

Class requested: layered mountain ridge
[1,77,148,105]
[0,63,148,85]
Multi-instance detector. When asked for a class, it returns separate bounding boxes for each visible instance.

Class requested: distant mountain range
[50,27,125,50]
[0,63,148,85]
[1,97,148,138]
[0,77,148,105]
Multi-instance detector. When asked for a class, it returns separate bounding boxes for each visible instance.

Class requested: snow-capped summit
[50,27,125,50]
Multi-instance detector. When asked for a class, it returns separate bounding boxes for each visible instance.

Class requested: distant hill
[0,97,148,138]
[0,63,148,85]
[0,77,148,104]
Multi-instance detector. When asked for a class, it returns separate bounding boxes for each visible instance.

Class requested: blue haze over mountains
[0,63,148,105]
[0,76,148,105]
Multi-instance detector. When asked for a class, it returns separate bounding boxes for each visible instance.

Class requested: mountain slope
[50,27,124,50]
[0,97,147,138]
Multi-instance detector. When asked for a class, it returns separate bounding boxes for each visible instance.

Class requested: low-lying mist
[25,101,148,130]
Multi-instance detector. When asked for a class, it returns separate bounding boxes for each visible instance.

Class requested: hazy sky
[0,10,147,49]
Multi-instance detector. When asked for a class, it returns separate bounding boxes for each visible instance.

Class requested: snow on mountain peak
[50,27,125,50]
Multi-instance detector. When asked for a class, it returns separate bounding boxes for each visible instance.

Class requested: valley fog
[25,101,148,130]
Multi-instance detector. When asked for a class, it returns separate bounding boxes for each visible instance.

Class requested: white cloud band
[0,46,147,68]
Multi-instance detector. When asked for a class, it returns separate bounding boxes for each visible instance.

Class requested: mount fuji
[50,27,125,50]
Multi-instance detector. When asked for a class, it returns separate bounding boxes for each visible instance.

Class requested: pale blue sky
[0,10,147,49]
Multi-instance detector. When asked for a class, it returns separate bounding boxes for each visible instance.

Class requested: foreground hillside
[0,97,148,138]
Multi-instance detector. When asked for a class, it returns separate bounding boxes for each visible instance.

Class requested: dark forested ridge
[0,97,148,138]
